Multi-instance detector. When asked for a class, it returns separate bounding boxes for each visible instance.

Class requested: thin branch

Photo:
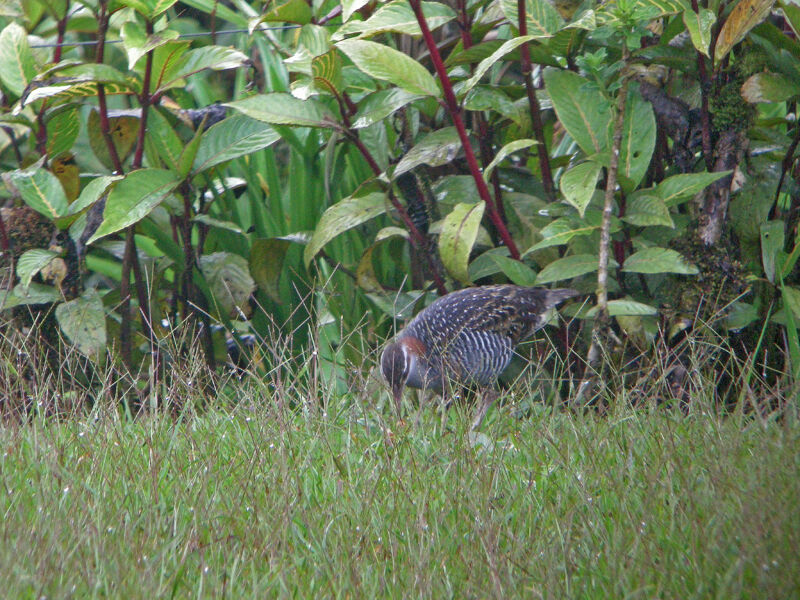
[690,0,714,171]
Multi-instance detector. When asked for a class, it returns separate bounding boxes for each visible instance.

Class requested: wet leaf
[439,201,485,283]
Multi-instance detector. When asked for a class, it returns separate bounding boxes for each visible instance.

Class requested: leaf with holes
[55,289,107,358]
[618,87,656,192]
[439,201,486,284]
[622,247,698,275]
[304,191,387,267]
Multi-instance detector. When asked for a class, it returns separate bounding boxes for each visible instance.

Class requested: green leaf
[87,169,181,244]
[394,127,462,176]
[17,249,59,290]
[342,0,370,21]
[560,161,601,217]
[178,0,247,26]
[618,88,656,192]
[622,247,699,274]
[352,88,423,129]
[333,0,455,39]
[55,289,107,358]
[594,299,658,317]
[4,164,68,219]
[177,121,204,179]
[121,21,179,70]
[226,93,337,128]
[524,223,599,253]
[198,252,256,319]
[543,69,611,156]
[0,22,36,98]
[682,8,716,57]
[486,253,538,286]
[155,46,249,93]
[431,175,479,206]
[251,0,311,27]
[193,215,244,234]
[22,64,137,105]
[68,175,122,216]
[622,194,674,227]
[741,72,800,103]
[193,114,280,173]
[761,220,785,284]
[484,139,537,182]
[439,201,485,283]
[304,191,387,267]
[501,0,565,37]
[145,107,183,171]
[655,171,732,206]
[535,253,617,284]
[0,283,60,310]
[459,36,537,98]
[250,238,290,303]
[337,39,440,97]
[725,301,758,330]
[46,107,79,158]
[715,0,774,65]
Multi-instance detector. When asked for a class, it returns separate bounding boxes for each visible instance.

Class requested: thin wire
[29,24,308,49]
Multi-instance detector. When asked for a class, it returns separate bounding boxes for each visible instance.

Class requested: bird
[380,285,578,429]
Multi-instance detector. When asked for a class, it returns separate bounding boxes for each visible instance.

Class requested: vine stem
[517,0,555,199]
[690,0,714,171]
[408,0,521,259]
[576,50,631,406]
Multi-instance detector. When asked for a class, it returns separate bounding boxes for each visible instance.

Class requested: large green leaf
[22,64,136,105]
[304,191,387,267]
[68,175,122,216]
[55,289,107,358]
[524,222,600,253]
[0,283,60,310]
[226,93,336,128]
[587,299,658,317]
[193,115,280,173]
[87,169,181,244]
[337,39,440,97]
[682,7,716,57]
[394,127,463,176]
[251,0,312,26]
[0,22,36,98]
[4,164,69,219]
[17,249,59,290]
[622,195,674,227]
[622,247,699,274]
[352,88,423,129]
[439,202,486,284]
[46,107,79,158]
[655,171,732,206]
[618,87,656,192]
[535,253,617,284]
[334,0,456,39]
[560,161,601,217]
[156,46,249,93]
[484,139,537,181]
[459,35,537,98]
[543,69,611,156]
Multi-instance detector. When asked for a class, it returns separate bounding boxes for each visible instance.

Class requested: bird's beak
[391,380,404,415]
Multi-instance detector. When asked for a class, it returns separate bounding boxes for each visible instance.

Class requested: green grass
[1,392,798,599]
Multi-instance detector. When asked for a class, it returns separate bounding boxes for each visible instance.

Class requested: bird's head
[380,341,409,412]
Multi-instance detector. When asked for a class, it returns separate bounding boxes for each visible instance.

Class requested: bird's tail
[543,288,580,309]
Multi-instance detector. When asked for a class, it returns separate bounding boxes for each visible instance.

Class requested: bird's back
[400,285,577,387]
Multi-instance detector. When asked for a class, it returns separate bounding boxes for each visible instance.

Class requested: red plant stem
[54,10,68,62]
[690,0,714,171]
[96,1,124,174]
[456,0,472,49]
[408,0,521,259]
[517,0,555,199]
[0,211,9,251]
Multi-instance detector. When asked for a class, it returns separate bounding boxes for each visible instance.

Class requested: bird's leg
[471,387,499,431]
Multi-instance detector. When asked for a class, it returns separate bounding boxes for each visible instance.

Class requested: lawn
[1,393,798,598]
